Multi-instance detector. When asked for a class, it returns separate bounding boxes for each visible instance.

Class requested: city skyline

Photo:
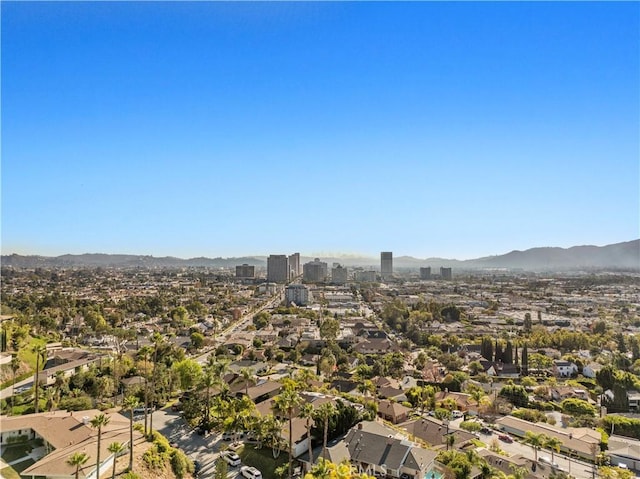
[2,2,638,260]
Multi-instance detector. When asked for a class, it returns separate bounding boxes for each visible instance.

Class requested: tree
[240,367,256,396]
[214,457,228,479]
[274,387,302,479]
[123,395,139,471]
[319,318,340,342]
[544,436,562,463]
[190,332,205,350]
[149,332,165,438]
[313,402,336,461]
[32,344,47,414]
[300,402,315,466]
[523,431,546,462]
[524,313,532,333]
[90,413,111,478]
[108,442,125,479]
[10,355,21,411]
[67,452,89,479]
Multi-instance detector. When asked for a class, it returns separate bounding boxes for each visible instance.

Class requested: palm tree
[544,436,562,463]
[137,345,153,436]
[300,402,315,466]
[123,395,139,471]
[149,332,165,438]
[32,344,47,414]
[67,452,89,479]
[240,367,256,396]
[107,442,125,479]
[524,431,546,462]
[313,402,335,461]
[90,413,111,479]
[274,388,302,479]
[10,355,20,412]
[44,387,57,412]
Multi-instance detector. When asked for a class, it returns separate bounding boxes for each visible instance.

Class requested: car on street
[194,460,202,476]
[479,427,492,435]
[498,434,513,443]
[241,466,262,479]
[221,451,241,467]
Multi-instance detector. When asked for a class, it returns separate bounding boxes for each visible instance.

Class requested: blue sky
[2,1,638,259]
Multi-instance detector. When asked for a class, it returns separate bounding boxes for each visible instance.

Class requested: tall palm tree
[149,332,164,438]
[107,442,125,479]
[274,388,302,479]
[524,431,546,462]
[240,367,256,396]
[123,395,139,471]
[67,452,89,479]
[544,436,562,463]
[32,344,47,414]
[313,402,335,461]
[300,402,315,466]
[90,413,111,479]
[10,355,20,412]
[137,345,153,436]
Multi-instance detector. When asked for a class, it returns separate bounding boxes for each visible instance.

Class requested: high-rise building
[331,264,348,284]
[381,252,393,280]
[285,284,312,306]
[419,267,431,280]
[288,253,301,278]
[303,258,328,283]
[236,264,255,279]
[440,267,452,280]
[355,270,377,282]
[267,255,289,283]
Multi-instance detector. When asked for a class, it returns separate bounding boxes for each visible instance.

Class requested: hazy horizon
[2,238,638,263]
[2,2,638,259]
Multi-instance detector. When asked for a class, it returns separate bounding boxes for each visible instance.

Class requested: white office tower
[267,255,290,283]
[381,251,393,280]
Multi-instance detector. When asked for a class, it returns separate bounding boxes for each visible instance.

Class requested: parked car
[452,410,463,418]
[241,466,262,479]
[194,460,202,475]
[498,434,513,443]
[479,427,492,435]
[221,451,241,467]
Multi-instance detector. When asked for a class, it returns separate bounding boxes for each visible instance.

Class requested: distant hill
[1,240,638,272]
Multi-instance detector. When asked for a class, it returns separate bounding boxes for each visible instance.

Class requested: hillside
[1,240,638,272]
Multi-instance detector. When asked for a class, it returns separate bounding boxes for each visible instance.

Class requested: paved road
[151,407,243,478]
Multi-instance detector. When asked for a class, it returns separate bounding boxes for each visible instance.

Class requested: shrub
[170,449,193,479]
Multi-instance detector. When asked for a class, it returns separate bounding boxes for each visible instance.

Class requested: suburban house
[495,416,600,461]
[319,421,440,479]
[377,400,411,424]
[549,386,590,402]
[36,350,102,386]
[582,362,603,379]
[627,391,640,411]
[552,360,578,378]
[477,450,537,479]
[399,417,476,450]
[607,435,640,471]
[0,409,140,479]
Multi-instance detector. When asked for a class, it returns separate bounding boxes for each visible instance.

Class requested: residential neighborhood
[1,260,639,479]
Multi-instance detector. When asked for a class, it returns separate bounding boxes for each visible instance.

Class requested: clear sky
[2,1,638,260]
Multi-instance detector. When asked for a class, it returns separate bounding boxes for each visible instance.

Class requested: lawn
[239,445,289,479]
[1,466,21,479]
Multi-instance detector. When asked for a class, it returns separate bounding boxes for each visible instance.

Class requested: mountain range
[1,240,638,272]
